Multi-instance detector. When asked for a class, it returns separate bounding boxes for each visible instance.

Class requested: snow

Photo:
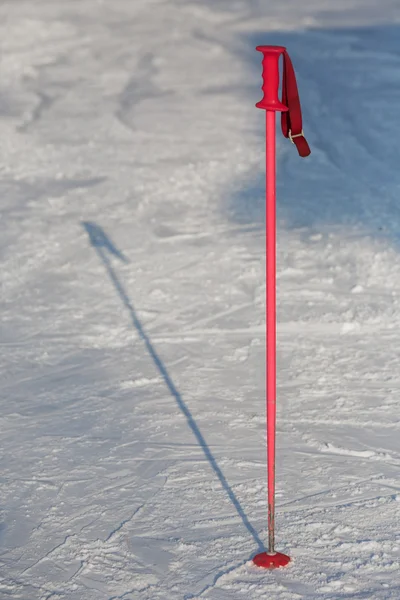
[1,0,400,598]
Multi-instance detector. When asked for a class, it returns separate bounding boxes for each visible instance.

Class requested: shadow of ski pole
[83,220,263,551]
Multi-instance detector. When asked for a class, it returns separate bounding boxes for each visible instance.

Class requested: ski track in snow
[1,0,400,598]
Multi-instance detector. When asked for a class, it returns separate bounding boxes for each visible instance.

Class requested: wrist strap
[281,51,311,158]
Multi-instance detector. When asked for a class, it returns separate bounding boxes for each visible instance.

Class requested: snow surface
[1,0,400,598]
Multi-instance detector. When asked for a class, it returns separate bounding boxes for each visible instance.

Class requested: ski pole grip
[256,46,288,112]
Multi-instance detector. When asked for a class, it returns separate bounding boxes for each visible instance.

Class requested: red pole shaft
[266,109,276,554]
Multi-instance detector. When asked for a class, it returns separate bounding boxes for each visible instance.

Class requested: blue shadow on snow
[227,24,400,240]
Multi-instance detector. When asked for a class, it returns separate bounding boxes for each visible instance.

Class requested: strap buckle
[288,129,304,144]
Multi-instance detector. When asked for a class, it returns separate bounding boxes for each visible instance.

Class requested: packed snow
[1,1,400,598]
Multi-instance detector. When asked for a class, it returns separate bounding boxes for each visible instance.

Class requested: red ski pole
[253,46,310,570]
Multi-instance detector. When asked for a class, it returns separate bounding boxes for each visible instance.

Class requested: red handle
[256,46,288,112]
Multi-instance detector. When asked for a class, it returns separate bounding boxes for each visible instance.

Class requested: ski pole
[253,45,310,570]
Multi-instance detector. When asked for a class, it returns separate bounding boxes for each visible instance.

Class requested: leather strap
[281,51,311,158]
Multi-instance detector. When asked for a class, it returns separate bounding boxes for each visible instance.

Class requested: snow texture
[1,0,400,598]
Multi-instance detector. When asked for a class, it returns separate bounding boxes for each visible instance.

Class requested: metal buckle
[288,129,304,144]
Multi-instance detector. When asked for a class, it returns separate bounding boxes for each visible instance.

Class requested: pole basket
[253,551,291,569]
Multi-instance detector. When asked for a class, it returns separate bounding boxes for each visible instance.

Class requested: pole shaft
[266,109,276,554]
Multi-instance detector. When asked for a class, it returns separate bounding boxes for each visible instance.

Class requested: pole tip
[253,551,291,569]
